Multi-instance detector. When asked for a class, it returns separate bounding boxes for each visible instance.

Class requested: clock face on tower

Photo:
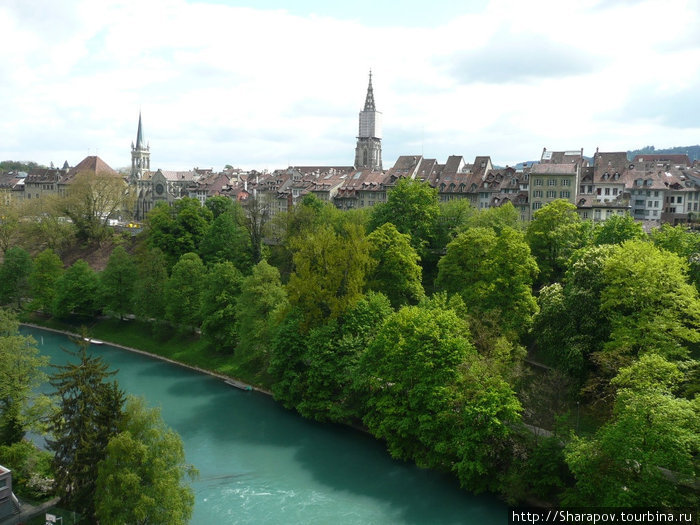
[155,183,164,195]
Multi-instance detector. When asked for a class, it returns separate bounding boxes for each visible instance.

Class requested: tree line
[1,179,698,508]
[0,312,196,524]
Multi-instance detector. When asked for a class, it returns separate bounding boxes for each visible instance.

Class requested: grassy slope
[22,313,273,389]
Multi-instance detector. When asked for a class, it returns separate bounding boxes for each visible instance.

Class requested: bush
[0,440,54,500]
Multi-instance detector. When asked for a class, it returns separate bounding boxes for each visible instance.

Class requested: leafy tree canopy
[95,396,196,525]
[366,222,424,308]
[526,200,590,285]
[369,178,439,253]
[28,248,64,313]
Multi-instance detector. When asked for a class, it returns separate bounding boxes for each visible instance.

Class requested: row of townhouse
[3,150,699,230]
[0,156,122,205]
[220,148,699,229]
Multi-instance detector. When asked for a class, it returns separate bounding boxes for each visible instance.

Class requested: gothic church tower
[130,112,150,183]
[354,71,383,171]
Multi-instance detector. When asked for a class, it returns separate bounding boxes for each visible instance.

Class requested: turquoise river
[26,326,507,524]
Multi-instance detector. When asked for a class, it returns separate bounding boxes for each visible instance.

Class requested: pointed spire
[363,70,376,111]
[135,112,144,149]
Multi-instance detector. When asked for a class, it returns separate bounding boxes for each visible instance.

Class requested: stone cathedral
[354,71,383,171]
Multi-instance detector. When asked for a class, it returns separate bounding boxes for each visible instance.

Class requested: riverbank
[21,317,272,396]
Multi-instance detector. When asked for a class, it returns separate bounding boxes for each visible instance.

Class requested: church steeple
[135,112,145,149]
[364,70,376,111]
[131,111,150,184]
[355,70,383,171]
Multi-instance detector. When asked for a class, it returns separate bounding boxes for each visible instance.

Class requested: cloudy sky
[1,0,699,171]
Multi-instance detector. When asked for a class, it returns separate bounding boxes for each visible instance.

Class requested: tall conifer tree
[47,335,125,522]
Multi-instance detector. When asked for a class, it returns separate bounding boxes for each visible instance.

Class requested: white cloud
[1,0,698,170]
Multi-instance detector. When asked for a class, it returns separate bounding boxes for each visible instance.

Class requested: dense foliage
[4,192,699,509]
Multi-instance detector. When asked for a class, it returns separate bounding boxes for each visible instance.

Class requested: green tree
[235,260,288,364]
[199,211,252,273]
[100,246,136,320]
[95,396,196,525]
[0,309,50,444]
[268,309,308,409]
[200,262,244,353]
[204,195,235,219]
[28,248,64,313]
[290,292,393,423]
[366,223,424,308]
[52,259,101,319]
[132,248,169,325]
[600,240,700,364]
[649,223,700,289]
[59,171,134,243]
[165,253,206,332]
[526,200,590,285]
[241,195,270,264]
[436,227,538,335]
[532,245,614,378]
[21,194,75,254]
[565,355,699,507]
[369,178,439,253]
[48,337,125,522]
[359,300,521,492]
[592,213,645,246]
[0,199,22,255]
[287,223,371,330]
[0,246,32,308]
[464,201,523,235]
[146,198,213,265]
[359,303,472,465]
[433,199,476,252]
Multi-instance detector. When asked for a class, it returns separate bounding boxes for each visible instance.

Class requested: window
[548,179,556,186]
[533,190,543,198]
[533,202,542,210]
[612,188,618,196]
[654,191,659,197]
[562,179,570,186]
[560,191,570,198]
[635,200,644,206]
[605,188,610,195]
[647,201,652,207]
[670,196,675,203]
[534,178,543,186]
[546,190,556,198]
[582,211,589,219]
[677,197,683,204]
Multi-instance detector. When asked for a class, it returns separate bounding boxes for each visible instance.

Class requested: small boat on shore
[83,337,104,345]
[224,379,252,391]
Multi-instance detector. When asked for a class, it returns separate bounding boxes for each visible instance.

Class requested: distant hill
[627,145,700,162]
[0,160,48,172]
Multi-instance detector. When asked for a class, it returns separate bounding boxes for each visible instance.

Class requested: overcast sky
[1,0,699,171]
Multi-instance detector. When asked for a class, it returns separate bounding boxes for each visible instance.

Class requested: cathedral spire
[355,69,382,171]
[135,111,144,149]
[364,70,376,111]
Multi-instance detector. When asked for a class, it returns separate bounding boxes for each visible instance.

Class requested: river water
[26,326,507,524]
